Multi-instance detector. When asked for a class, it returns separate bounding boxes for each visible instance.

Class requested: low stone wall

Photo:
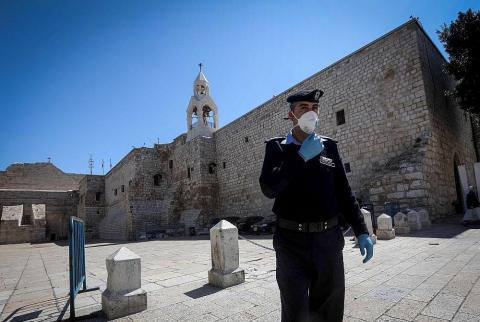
[0,189,78,242]
[0,204,46,244]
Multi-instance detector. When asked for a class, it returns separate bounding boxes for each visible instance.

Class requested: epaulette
[319,135,338,143]
[264,136,285,144]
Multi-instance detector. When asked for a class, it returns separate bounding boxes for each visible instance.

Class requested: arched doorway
[453,154,464,214]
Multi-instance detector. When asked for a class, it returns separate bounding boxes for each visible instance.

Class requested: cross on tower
[199,63,203,72]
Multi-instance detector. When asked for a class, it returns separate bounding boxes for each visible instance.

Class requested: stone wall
[0,163,84,191]
[98,151,136,240]
[0,190,78,243]
[99,133,219,240]
[78,175,105,239]
[416,25,477,218]
[214,20,436,220]
[0,204,47,243]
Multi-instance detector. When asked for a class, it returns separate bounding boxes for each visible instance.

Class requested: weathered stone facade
[1,19,477,242]
[0,190,78,243]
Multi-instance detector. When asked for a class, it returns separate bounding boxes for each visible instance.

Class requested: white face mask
[293,111,319,134]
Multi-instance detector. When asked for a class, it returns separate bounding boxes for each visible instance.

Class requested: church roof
[195,71,208,83]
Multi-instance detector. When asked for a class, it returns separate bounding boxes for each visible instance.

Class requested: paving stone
[386,298,428,321]
[452,312,480,321]
[1,224,480,321]
[421,292,464,320]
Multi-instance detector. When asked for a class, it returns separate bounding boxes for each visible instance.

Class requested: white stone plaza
[1,223,480,321]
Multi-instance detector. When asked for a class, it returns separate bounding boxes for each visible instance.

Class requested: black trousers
[273,226,346,322]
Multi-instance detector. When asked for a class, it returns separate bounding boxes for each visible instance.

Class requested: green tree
[438,9,480,114]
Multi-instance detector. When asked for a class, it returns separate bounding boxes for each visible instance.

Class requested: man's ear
[288,110,295,120]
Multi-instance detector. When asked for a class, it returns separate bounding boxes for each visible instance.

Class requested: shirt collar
[281,131,302,145]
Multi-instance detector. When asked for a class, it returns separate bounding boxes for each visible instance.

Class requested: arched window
[153,174,162,186]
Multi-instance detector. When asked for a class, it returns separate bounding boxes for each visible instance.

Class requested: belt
[278,217,338,233]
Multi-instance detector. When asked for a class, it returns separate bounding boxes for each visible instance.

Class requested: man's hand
[358,233,373,263]
[298,133,324,161]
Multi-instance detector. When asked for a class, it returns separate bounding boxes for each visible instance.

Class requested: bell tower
[186,64,219,141]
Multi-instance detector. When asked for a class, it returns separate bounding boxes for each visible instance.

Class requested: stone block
[394,212,410,235]
[376,229,395,240]
[407,210,422,231]
[417,209,431,229]
[376,213,395,240]
[356,209,377,245]
[102,247,147,320]
[208,220,245,288]
[102,289,147,320]
[377,213,393,230]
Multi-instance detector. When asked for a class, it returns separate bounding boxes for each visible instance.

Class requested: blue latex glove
[298,133,324,161]
[358,233,374,263]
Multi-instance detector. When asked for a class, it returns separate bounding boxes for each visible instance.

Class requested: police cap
[286,89,324,106]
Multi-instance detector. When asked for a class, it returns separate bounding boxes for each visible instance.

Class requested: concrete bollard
[102,247,147,320]
[407,210,422,231]
[376,213,395,240]
[356,209,377,245]
[208,220,245,288]
[394,212,410,235]
[417,209,431,229]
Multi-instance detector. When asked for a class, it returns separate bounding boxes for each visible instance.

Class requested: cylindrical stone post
[208,220,245,288]
[102,247,147,319]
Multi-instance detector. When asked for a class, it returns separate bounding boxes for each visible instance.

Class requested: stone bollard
[102,247,147,320]
[407,210,422,231]
[208,220,245,288]
[417,209,431,229]
[376,213,395,240]
[394,212,410,234]
[356,209,377,245]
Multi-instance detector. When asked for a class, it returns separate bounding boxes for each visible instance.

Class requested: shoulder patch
[264,136,285,144]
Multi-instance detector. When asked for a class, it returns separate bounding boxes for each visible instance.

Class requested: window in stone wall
[114,189,118,196]
[21,214,32,225]
[223,162,226,169]
[153,174,162,186]
[95,192,101,201]
[344,162,351,173]
[129,180,132,187]
[187,168,191,179]
[121,185,125,192]
[244,136,249,143]
[169,160,173,169]
[209,163,216,174]
[336,109,345,125]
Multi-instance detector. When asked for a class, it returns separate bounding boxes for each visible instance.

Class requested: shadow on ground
[184,283,222,299]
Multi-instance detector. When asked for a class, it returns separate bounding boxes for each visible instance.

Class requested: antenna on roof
[47,157,51,163]
[101,159,105,175]
[88,154,94,175]
[109,158,112,169]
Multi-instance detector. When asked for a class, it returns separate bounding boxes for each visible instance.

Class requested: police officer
[259,89,374,322]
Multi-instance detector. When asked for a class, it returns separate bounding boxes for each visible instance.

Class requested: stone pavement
[1,224,480,321]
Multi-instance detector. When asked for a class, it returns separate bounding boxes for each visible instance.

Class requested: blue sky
[1,0,478,174]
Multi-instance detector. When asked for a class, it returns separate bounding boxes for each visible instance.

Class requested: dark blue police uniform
[259,90,368,322]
